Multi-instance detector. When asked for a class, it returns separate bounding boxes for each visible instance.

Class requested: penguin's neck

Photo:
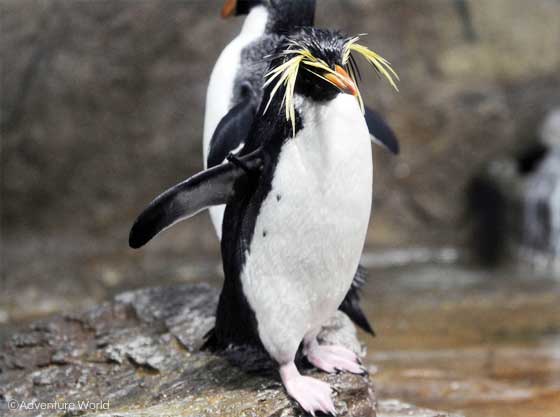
[239,5,269,38]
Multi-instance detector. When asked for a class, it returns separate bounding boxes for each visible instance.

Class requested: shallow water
[1,232,559,416]
[361,264,560,417]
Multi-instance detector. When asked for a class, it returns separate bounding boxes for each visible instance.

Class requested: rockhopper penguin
[203,0,400,336]
[130,27,398,415]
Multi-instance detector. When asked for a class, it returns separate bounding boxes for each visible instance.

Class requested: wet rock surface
[0,284,460,417]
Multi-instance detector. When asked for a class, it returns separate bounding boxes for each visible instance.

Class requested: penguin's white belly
[241,94,373,362]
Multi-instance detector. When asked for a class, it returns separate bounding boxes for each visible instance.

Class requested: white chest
[264,95,373,253]
[241,94,373,347]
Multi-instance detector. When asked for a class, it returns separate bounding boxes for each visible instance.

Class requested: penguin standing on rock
[202,0,400,337]
[130,27,398,414]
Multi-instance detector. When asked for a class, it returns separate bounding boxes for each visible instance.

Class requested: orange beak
[221,0,237,18]
[324,65,358,96]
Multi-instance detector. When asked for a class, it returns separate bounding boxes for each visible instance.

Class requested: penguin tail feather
[339,265,376,336]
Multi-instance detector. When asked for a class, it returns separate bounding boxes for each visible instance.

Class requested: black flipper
[207,97,256,169]
[339,264,375,336]
[364,106,400,155]
[129,150,263,249]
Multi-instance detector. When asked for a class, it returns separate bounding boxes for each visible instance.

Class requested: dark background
[3,0,559,247]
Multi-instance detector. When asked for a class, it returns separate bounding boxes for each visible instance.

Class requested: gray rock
[0,284,460,417]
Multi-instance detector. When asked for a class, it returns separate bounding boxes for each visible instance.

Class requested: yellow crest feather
[264,35,399,137]
[343,36,399,91]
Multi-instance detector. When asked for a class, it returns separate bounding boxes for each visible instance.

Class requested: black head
[291,29,357,102]
[266,29,358,107]
[263,27,398,134]
[221,0,316,31]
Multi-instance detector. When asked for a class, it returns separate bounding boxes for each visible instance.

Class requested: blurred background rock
[2,0,559,248]
[1,2,560,416]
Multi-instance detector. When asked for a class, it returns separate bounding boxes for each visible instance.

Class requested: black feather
[129,150,263,249]
[364,106,400,155]
[339,264,375,336]
[207,96,255,168]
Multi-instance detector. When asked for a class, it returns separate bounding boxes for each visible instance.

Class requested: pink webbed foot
[306,343,365,375]
[280,362,336,416]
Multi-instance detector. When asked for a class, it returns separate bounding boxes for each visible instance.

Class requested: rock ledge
[0,284,460,417]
